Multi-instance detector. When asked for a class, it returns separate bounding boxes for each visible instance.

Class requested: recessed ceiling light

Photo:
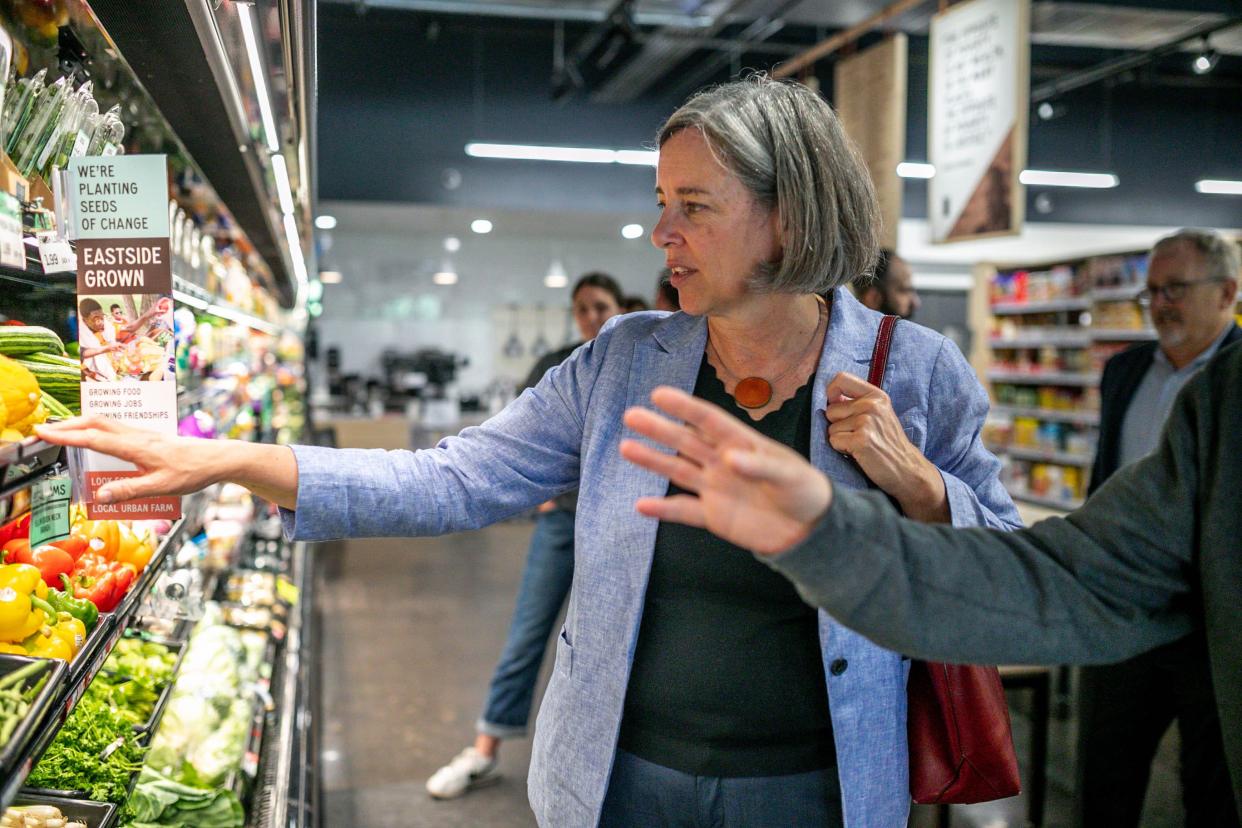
[444,236,461,252]
[315,215,337,230]
[621,223,644,240]
[433,270,459,285]
[471,219,493,234]
[1195,179,1242,195]
[319,271,343,284]
[544,273,569,288]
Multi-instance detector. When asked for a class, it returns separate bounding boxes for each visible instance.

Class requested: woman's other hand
[621,387,832,556]
[825,372,949,523]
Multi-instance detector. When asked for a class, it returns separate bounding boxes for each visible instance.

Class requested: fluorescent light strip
[896,162,935,179]
[238,3,281,153]
[1196,179,1242,195]
[466,142,657,167]
[1019,169,1118,189]
[283,213,309,290]
[271,154,295,215]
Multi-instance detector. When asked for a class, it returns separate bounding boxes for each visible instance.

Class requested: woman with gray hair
[37,75,1018,827]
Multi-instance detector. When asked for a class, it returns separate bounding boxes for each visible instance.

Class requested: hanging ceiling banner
[834,33,908,252]
[929,0,1029,243]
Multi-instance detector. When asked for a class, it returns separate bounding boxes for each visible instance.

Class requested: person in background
[426,271,625,799]
[1076,228,1240,827]
[35,76,1019,827]
[853,249,919,320]
[623,295,650,313]
[616,334,1242,824]
[654,269,681,312]
[77,298,159,381]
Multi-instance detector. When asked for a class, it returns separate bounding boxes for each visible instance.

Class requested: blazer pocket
[554,627,574,679]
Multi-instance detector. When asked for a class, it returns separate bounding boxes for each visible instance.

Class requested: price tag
[0,191,23,269]
[71,131,90,158]
[38,239,75,274]
[30,474,72,548]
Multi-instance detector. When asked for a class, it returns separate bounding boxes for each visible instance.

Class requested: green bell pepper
[50,578,99,631]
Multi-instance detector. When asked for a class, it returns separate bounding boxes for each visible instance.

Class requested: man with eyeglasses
[1078,228,1241,827]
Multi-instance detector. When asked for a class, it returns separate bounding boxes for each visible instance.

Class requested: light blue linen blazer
[282,286,1021,827]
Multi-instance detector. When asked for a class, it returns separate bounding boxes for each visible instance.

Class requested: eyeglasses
[1137,279,1227,305]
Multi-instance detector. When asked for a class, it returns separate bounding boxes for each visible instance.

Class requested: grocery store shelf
[173,276,282,336]
[989,327,1093,348]
[0,515,191,811]
[990,405,1100,426]
[0,438,67,500]
[1091,328,1158,342]
[990,297,1091,315]
[994,445,1095,467]
[988,370,1100,387]
[1012,492,1084,512]
[1090,285,1143,302]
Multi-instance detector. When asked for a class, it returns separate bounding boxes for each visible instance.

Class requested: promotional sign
[835,34,908,252]
[69,155,180,519]
[929,0,1029,243]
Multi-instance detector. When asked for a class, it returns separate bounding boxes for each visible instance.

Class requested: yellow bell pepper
[53,611,85,656]
[114,524,155,571]
[0,355,39,426]
[82,520,121,559]
[0,563,58,643]
[0,642,25,655]
[24,626,73,660]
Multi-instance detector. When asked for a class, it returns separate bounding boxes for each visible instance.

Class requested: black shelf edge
[0,439,67,501]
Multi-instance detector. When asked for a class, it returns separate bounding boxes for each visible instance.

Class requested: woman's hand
[34,417,300,510]
[825,373,949,523]
[621,387,832,556]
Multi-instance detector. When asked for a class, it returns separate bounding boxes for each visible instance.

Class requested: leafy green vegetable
[25,692,146,802]
[118,768,244,828]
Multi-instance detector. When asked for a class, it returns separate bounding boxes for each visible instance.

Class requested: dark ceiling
[316,0,1242,228]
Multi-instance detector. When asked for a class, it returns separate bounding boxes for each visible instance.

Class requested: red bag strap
[868,314,899,388]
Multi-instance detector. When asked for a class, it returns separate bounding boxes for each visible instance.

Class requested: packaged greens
[3,68,46,156]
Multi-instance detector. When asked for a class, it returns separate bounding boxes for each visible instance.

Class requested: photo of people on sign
[78,293,174,382]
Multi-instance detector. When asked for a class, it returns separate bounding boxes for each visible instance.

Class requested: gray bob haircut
[658,74,881,295]
[1152,228,1241,285]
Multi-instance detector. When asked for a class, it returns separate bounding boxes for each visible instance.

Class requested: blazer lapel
[811,288,877,490]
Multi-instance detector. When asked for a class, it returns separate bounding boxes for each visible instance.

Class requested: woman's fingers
[648,387,756,447]
[35,422,146,462]
[634,494,706,527]
[622,407,717,465]
[97,471,171,503]
[619,439,703,493]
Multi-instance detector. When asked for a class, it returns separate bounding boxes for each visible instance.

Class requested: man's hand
[620,387,833,556]
[826,372,949,522]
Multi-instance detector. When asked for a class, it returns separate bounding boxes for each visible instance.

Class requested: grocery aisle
[316,523,543,828]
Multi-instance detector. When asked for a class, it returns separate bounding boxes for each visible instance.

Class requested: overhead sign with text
[929,0,1029,243]
[70,155,180,519]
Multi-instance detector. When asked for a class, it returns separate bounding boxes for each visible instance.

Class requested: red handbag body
[865,315,1022,805]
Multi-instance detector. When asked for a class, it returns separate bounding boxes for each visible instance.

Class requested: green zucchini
[0,326,66,357]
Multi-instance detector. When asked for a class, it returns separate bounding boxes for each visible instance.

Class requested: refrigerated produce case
[0,0,318,825]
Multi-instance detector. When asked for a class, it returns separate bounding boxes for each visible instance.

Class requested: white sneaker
[426,747,501,799]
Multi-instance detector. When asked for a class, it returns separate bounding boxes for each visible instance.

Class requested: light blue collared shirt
[1120,322,1235,466]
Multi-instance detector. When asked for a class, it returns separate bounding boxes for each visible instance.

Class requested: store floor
[316,521,1184,828]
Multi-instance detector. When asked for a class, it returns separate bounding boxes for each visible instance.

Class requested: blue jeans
[478,508,575,739]
[600,749,844,827]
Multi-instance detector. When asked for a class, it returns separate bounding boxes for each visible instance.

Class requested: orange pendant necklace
[707,296,828,410]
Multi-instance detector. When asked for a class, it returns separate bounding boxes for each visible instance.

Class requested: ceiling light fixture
[315,215,337,230]
[444,236,461,252]
[319,270,343,284]
[1192,39,1220,75]
[433,270,459,285]
[1195,179,1242,195]
[237,2,280,153]
[896,162,935,179]
[621,223,644,240]
[471,219,493,234]
[544,273,569,288]
[465,143,658,168]
[1019,169,1119,189]
[1036,101,1066,121]
[271,154,295,215]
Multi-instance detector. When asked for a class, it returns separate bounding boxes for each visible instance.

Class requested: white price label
[38,239,75,274]
[71,130,90,158]
[0,192,22,269]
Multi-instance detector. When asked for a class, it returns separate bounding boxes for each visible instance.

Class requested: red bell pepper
[28,545,75,589]
[0,513,30,549]
[67,553,138,613]
[49,534,89,562]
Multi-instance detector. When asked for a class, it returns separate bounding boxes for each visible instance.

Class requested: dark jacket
[1089,323,1241,495]
[767,338,1242,819]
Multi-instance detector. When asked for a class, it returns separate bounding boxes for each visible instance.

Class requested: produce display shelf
[133,635,189,742]
[1012,492,1084,512]
[1090,285,1144,302]
[989,405,1100,426]
[0,257,77,285]
[173,277,282,337]
[991,297,1091,315]
[1090,328,1157,341]
[0,438,67,500]
[995,445,1095,468]
[987,370,1101,387]
[0,515,190,811]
